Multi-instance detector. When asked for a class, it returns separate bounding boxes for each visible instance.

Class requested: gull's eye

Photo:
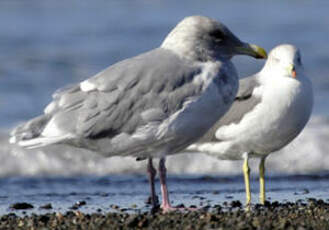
[209,30,225,41]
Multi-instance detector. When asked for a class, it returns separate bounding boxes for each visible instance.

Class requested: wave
[1,115,329,177]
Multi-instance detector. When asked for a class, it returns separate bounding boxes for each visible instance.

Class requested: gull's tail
[9,114,69,149]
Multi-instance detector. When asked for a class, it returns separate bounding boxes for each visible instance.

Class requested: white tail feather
[16,134,74,149]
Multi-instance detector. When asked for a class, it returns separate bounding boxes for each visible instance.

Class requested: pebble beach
[1,199,328,230]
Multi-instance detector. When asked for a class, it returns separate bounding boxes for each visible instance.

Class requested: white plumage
[188,44,313,207]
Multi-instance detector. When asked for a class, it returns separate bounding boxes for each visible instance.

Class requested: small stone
[69,200,87,210]
[18,220,24,227]
[56,212,64,221]
[202,205,211,211]
[110,204,120,209]
[10,202,34,210]
[39,215,50,224]
[230,200,242,208]
[138,218,148,228]
[74,211,84,217]
[76,200,87,206]
[175,203,185,208]
[126,215,139,227]
[263,200,271,208]
[40,203,52,210]
[272,201,280,208]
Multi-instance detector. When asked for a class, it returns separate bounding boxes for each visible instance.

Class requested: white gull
[188,44,313,208]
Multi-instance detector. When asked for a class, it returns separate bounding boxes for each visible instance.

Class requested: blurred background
[0,0,329,177]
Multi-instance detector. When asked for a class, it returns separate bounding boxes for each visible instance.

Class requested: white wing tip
[14,133,74,149]
[80,80,96,92]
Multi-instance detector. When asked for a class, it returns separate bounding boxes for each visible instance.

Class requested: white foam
[2,115,329,176]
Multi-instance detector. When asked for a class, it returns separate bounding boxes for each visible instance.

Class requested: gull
[188,44,313,208]
[9,15,266,212]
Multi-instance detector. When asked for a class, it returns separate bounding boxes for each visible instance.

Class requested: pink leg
[147,157,159,209]
[158,157,174,212]
[158,157,199,212]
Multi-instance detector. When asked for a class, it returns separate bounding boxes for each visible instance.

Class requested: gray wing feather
[236,75,259,100]
[200,75,261,142]
[47,48,204,146]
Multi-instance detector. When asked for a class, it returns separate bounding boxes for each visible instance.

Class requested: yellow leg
[259,157,266,205]
[242,153,251,208]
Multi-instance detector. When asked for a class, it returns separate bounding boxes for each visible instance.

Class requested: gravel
[1,199,328,229]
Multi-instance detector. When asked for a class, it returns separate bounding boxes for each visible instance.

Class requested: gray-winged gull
[188,44,313,208]
[10,15,267,212]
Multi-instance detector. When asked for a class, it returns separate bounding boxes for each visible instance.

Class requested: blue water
[0,174,328,215]
[0,0,329,215]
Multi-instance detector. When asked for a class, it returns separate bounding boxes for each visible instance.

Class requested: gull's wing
[12,48,210,156]
[51,48,202,138]
[200,75,262,142]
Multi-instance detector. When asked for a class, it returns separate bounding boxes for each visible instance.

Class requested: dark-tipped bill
[235,44,267,59]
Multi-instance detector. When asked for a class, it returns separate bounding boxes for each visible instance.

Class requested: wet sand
[1,199,328,230]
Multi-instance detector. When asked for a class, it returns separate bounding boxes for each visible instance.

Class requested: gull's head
[263,44,304,79]
[161,16,267,61]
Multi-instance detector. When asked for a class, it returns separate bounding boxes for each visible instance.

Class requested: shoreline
[1,199,328,229]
